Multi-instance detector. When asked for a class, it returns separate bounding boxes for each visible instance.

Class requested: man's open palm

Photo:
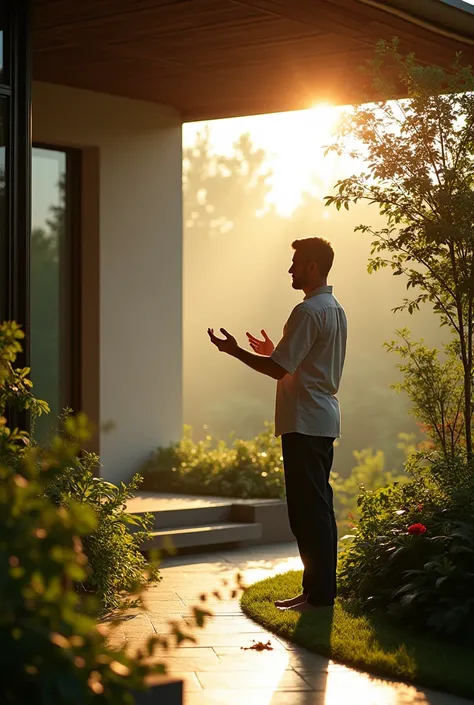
[246,329,275,356]
[208,328,238,355]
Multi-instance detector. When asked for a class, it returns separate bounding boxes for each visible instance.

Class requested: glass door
[30,147,81,442]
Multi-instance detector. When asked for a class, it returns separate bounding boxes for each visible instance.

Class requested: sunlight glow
[183,103,346,217]
[324,664,430,705]
[308,102,339,133]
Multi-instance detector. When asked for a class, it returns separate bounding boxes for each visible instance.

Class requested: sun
[265,103,343,215]
[307,102,342,140]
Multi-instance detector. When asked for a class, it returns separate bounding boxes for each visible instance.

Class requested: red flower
[408,523,427,536]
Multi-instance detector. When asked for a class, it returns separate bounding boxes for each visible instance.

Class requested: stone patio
[108,543,473,705]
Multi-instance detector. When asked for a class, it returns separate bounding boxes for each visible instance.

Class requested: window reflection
[0,22,4,84]
[0,101,6,308]
[31,148,68,442]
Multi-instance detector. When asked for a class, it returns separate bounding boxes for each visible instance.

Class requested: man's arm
[207,327,287,380]
[230,346,287,380]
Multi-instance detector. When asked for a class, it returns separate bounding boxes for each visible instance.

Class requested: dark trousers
[281,432,337,605]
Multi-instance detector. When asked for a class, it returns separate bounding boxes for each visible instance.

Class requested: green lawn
[241,570,474,700]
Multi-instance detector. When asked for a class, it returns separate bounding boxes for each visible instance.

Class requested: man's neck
[303,280,327,296]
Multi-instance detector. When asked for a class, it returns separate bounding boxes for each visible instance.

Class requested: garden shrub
[45,449,160,612]
[1,421,162,704]
[0,322,215,703]
[0,322,160,613]
[338,456,474,644]
[141,423,285,499]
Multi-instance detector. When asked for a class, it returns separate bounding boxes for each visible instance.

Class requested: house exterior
[2,0,474,484]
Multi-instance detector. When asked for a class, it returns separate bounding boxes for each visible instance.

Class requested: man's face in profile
[289,250,316,291]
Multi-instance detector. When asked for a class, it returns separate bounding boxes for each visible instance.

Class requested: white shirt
[270,286,347,438]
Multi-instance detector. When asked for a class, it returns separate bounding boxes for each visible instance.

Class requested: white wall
[32,81,183,484]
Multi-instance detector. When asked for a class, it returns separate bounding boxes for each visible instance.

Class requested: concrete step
[141,521,263,551]
[134,504,234,531]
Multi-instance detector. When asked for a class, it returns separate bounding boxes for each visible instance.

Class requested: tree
[184,128,277,237]
[326,40,474,458]
[386,329,465,459]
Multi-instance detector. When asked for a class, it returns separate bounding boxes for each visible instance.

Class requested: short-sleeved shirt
[270,285,347,438]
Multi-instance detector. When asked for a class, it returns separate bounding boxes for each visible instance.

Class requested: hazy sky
[183,105,347,216]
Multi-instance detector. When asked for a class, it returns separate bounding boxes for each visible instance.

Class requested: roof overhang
[32,0,474,121]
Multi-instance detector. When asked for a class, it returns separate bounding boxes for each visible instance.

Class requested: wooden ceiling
[31,0,474,120]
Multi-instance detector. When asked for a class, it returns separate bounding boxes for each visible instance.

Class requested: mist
[182,120,445,476]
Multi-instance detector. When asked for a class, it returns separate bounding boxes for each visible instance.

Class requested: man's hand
[246,329,275,356]
[208,328,239,355]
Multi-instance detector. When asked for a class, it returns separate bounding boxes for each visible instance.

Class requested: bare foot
[274,593,307,608]
[284,600,333,612]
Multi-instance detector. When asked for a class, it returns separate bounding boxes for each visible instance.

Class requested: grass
[241,570,474,700]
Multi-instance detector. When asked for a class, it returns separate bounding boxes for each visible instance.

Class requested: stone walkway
[108,543,473,705]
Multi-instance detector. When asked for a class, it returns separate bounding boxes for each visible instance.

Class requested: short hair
[292,237,334,277]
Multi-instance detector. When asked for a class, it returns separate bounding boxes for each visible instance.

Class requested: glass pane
[0,12,4,84]
[0,100,6,307]
[30,148,67,442]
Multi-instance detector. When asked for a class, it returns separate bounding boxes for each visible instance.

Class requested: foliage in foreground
[2,321,160,613]
[0,417,217,704]
[241,570,474,700]
[0,321,216,702]
[1,425,158,704]
[45,452,160,612]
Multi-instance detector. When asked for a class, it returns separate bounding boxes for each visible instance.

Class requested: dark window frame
[2,0,31,432]
[0,3,11,88]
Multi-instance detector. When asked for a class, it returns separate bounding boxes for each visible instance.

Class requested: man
[208,237,347,611]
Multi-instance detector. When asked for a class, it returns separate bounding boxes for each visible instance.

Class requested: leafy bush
[332,434,414,535]
[386,330,466,459]
[0,323,159,614]
[1,422,163,704]
[141,423,285,499]
[0,322,216,703]
[338,456,474,644]
[45,447,160,612]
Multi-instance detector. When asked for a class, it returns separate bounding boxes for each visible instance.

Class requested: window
[30,147,81,442]
[0,12,4,85]
[0,100,6,305]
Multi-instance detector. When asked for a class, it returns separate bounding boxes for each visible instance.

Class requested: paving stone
[139,589,182,599]
[199,633,287,649]
[185,689,326,705]
[118,542,469,705]
[195,668,312,691]
[140,599,187,611]
[183,614,264,626]
[153,649,221,672]
[211,654,292,671]
[215,645,330,671]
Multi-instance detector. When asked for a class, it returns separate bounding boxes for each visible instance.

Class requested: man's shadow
[272,605,335,699]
